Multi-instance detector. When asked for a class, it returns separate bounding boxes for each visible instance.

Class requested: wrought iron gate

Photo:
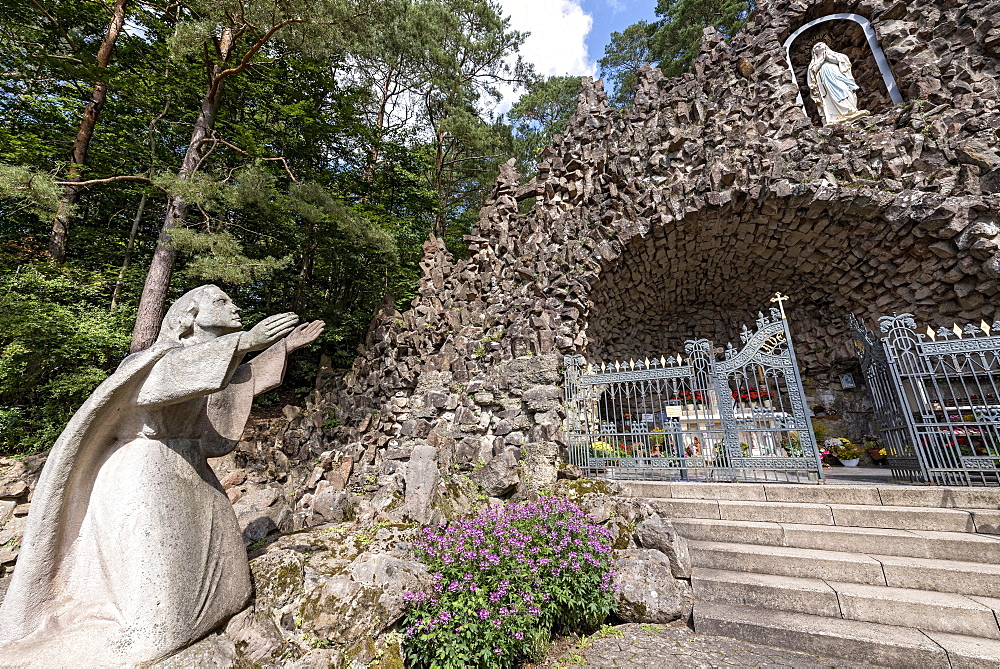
[565,303,824,483]
[851,313,1000,486]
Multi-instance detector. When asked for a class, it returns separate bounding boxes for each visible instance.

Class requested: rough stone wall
[270,0,1000,521]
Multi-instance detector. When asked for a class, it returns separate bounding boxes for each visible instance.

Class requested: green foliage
[780,431,803,456]
[598,22,656,106]
[0,0,533,454]
[600,0,753,104]
[169,229,292,284]
[402,497,615,668]
[813,420,830,443]
[0,166,61,219]
[650,0,752,76]
[0,264,132,455]
[507,76,582,176]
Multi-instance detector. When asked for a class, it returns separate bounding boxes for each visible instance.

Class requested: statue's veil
[156,284,220,344]
[0,335,172,642]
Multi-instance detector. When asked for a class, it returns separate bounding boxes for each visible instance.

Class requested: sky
[494,0,654,112]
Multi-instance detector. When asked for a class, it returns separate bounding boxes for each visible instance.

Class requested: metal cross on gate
[771,292,789,320]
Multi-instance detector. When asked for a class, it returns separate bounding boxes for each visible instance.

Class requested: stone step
[625,480,1000,510]
[672,517,1000,564]
[689,540,1000,597]
[694,601,1000,668]
[646,497,986,532]
[692,568,1000,639]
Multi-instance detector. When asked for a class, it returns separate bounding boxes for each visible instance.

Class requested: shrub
[402,497,615,668]
[0,263,132,455]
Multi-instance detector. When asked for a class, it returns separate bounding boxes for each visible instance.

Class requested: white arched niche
[783,13,904,118]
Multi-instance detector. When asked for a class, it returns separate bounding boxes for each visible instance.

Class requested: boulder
[402,441,440,524]
[612,548,693,624]
[635,516,692,578]
[224,608,284,664]
[557,462,585,480]
[250,549,306,612]
[311,485,353,524]
[472,448,520,496]
[233,487,292,546]
[153,635,236,668]
[521,385,563,412]
[293,553,430,645]
[0,480,28,499]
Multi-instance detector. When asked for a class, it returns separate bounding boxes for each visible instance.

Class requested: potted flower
[826,437,863,466]
[818,445,833,468]
[676,390,706,411]
[863,435,886,466]
[589,440,613,458]
[780,431,803,456]
[733,389,774,408]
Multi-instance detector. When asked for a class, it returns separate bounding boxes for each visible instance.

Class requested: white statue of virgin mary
[807,41,868,125]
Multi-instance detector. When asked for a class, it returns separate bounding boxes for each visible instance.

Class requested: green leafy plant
[829,437,863,460]
[812,420,830,444]
[402,497,615,668]
[862,434,885,453]
[0,265,132,455]
[780,431,803,456]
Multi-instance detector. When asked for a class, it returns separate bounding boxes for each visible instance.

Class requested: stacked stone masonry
[269,0,1000,524]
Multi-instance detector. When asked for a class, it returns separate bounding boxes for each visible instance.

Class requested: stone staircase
[624,481,1000,667]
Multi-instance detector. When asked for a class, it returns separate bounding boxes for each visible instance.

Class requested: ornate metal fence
[565,303,824,483]
[851,314,1000,486]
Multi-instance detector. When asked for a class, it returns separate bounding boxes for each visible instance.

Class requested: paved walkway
[540,622,874,668]
[822,466,895,485]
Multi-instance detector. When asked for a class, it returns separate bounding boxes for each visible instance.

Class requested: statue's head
[812,42,828,58]
[156,285,242,344]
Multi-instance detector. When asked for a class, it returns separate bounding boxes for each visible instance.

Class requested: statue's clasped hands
[241,313,325,352]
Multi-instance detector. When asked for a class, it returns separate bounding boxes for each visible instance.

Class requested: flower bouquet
[826,437,863,466]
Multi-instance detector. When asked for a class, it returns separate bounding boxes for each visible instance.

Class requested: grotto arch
[580,191,999,383]
[783,13,903,124]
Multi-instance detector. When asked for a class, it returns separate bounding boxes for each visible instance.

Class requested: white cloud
[492,0,597,113]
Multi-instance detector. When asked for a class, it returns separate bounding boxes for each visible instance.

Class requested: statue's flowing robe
[808,51,861,124]
[0,334,289,667]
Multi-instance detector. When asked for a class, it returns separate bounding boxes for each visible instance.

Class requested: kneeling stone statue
[0,286,324,666]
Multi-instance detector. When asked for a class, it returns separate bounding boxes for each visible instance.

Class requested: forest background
[0,0,747,455]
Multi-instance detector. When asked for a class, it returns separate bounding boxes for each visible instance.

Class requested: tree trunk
[362,64,394,192]
[110,193,147,312]
[130,89,224,351]
[130,18,302,350]
[48,0,128,262]
[292,234,317,312]
[432,129,447,239]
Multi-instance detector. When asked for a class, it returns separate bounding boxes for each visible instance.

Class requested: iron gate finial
[770,292,789,320]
